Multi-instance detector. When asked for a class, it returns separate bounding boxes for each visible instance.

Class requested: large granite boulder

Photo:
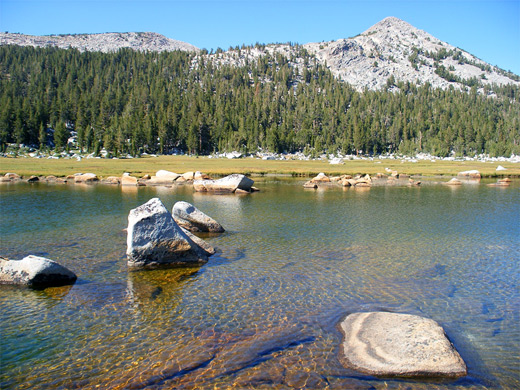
[172,201,225,233]
[0,255,77,287]
[147,170,181,185]
[74,173,99,183]
[193,174,254,193]
[339,312,466,378]
[126,198,209,268]
[121,172,138,186]
[457,170,481,179]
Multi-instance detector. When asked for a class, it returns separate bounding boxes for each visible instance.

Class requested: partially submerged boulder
[0,255,77,288]
[74,173,99,183]
[147,170,180,185]
[173,201,225,233]
[193,174,254,193]
[121,172,138,186]
[457,170,481,179]
[126,198,209,268]
[339,312,467,378]
[445,178,462,186]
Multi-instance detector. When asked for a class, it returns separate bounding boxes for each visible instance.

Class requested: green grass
[0,155,518,178]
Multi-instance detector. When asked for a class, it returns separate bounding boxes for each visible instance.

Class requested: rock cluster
[339,311,467,378]
[126,198,223,269]
[0,255,77,288]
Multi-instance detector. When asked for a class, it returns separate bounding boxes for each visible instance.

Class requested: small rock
[0,255,77,287]
[496,165,507,171]
[27,176,39,183]
[180,227,216,256]
[339,312,467,377]
[311,172,330,183]
[303,181,318,189]
[173,201,224,233]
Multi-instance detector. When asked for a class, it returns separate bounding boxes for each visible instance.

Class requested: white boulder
[193,174,254,193]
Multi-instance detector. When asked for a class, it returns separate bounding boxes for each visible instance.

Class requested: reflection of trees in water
[126,267,201,316]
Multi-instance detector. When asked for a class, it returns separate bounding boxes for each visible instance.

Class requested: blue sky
[2,0,519,75]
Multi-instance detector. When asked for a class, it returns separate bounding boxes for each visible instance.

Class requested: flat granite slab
[339,311,467,378]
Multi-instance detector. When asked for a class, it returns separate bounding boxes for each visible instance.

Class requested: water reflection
[126,267,200,316]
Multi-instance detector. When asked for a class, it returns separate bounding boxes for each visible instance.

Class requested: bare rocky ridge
[0,31,199,53]
[304,16,519,91]
[2,17,518,92]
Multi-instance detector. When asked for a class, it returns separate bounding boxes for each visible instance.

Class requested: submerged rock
[126,198,209,268]
[445,178,462,186]
[173,201,225,233]
[193,174,254,193]
[0,255,77,287]
[339,311,467,378]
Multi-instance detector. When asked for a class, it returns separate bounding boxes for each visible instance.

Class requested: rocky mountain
[1,18,518,92]
[0,31,199,53]
[303,17,519,91]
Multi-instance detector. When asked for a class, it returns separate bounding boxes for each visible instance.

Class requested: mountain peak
[304,16,519,91]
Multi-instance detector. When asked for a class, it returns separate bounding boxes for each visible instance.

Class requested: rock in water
[193,174,254,193]
[0,255,77,287]
[339,312,467,377]
[172,201,225,233]
[126,198,208,268]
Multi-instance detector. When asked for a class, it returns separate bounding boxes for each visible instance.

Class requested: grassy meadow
[1,155,518,179]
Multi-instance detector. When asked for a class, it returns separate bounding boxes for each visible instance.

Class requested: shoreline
[1,155,519,180]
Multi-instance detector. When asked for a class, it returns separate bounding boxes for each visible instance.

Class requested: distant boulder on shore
[0,255,77,288]
[193,174,254,193]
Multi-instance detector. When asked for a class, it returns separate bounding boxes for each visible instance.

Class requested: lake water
[1,178,519,389]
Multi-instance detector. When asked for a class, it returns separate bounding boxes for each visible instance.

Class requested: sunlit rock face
[126,198,208,268]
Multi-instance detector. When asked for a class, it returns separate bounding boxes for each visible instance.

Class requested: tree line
[0,45,518,157]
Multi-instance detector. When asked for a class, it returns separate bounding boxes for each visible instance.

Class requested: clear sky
[1,0,519,75]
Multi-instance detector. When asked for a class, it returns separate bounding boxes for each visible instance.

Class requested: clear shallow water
[1,179,519,389]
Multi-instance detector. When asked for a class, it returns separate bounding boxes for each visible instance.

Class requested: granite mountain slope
[1,17,518,91]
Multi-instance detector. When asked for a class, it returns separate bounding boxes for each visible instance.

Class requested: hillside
[1,17,518,92]
[0,31,200,53]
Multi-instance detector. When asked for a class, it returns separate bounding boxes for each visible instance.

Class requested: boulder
[27,176,39,183]
[311,172,330,183]
[121,172,138,186]
[181,171,195,181]
[339,312,467,378]
[74,173,99,183]
[445,178,462,186]
[180,227,216,256]
[194,171,211,181]
[126,198,208,268]
[303,181,318,189]
[193,174,254,193]
[496,165,507,171]
[173,201,225,233]
[0,255,77,287]
[5,173,20,180]
[102,176,121,185]
[146,170,181,184]
[457,170,481,179]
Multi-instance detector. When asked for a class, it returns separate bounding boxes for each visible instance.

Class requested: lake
[1,178,519,389]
